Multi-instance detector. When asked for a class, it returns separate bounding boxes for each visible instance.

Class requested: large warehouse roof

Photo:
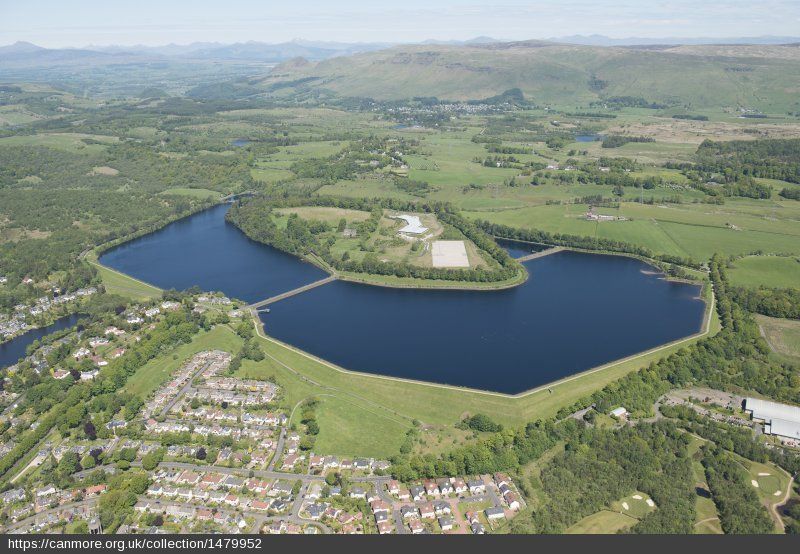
[745,397,800,440]
[745,397,800,423]
[768,419,800,441]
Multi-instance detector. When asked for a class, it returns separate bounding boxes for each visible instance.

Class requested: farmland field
[729,256,800,289]
[755,315,800,362]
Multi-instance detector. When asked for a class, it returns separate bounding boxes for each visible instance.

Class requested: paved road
[3,498,98,533]
[143,489,331,534]
[268,427,287,471]
[159,360,215,417]
[159,461,386,485]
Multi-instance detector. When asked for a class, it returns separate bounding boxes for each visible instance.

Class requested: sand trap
[751,480,759,487]
[757,472,770,476]
[622,502,629,510]
[432,240,470,268]
[632,494,643,500]
[773,490,782,496]
[645,499,655,507]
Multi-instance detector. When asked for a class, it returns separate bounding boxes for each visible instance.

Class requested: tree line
[227,196,524,284]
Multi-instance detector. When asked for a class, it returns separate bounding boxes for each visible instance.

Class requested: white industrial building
[744,397,800,441]
[394,214,428,235]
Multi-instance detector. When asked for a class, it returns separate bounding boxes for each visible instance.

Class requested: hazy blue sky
[2,0,799,47]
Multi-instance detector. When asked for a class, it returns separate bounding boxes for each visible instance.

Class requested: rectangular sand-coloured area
[432,240,470,268]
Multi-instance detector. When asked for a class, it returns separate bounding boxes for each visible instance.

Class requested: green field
[465,199,800,261]
[686,434,723,534]
[566,510,639,534]
[729,256,800,289]
[87,254,162,301]
[743,458,790,533]
[756,315,800,362]
[121,325,242,399]
[310,394,411,458]
[0,132,118,154]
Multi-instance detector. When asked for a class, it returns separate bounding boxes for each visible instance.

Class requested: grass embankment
[85,251,162,301]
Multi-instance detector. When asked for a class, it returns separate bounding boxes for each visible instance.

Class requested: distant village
[0,284,97,342]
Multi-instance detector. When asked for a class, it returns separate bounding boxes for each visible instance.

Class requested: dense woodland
[693,138,800,185]
[729,286,800,320]
[227,195,523,283]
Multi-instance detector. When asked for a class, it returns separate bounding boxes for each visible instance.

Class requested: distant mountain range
[2,35,800,74]
[0,40,395,69]
[547,34,800,46]
[253,41,800,111]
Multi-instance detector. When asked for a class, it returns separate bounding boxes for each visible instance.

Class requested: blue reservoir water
[98,205,705,393]
[99,204,327,304]
[261,251,704,393]
[1,313,83,369]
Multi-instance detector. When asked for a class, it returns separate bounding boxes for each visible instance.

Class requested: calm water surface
[99,204,326,303]
[1,313,83,369]
[262,251,705,393]
[494,238,550,259]
[99,205,705,393]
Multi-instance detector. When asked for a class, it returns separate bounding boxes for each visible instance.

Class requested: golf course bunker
[432,240,469,268]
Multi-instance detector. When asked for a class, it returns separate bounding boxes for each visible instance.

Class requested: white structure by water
[395,214,428,235]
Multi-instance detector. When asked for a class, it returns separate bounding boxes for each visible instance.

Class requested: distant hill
[254,41,800,110]
[0,39,393,70]
[548,34,800,46]
[0,44,151,69]
[0,41,46,54]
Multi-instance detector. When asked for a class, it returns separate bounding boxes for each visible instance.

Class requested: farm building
[610,407,629,419]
